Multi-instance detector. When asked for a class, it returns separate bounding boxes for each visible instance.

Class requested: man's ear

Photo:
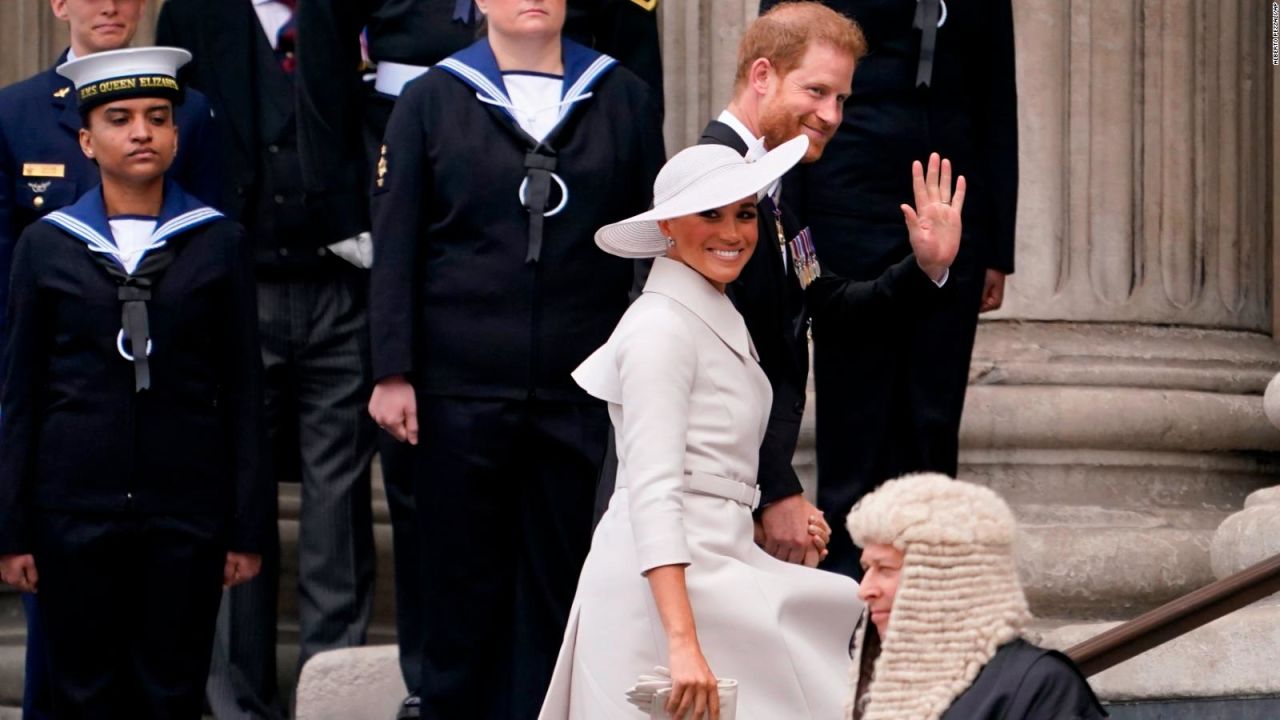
[49,0,69,22]
[748,57,775,97]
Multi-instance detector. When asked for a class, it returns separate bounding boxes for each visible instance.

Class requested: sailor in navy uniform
[0,14,223,718]
[294,1,663,709]
[0,48,269,718]
[367,2,663,714]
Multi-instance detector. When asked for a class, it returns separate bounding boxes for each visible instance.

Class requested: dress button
[279,248,290,257]
[316,247,327,256]
[268,144,280,154]
[792,400,804,415]
[274,194,285,204]
[126,492,133,500]
[33,195,44,208]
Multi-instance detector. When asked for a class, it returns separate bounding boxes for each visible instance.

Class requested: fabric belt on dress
[684,471,762,511]
[374,61,431,97]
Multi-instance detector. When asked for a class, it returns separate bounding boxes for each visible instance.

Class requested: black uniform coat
[371,38,663,400]
[295,0,664,242]
[0,182,269,556]
[0,58,222,344]
[700,119,943,507]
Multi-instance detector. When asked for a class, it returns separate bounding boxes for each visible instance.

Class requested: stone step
[1034,602,1280,704]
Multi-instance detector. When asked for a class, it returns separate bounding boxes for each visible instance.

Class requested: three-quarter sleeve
[613,301,697,573]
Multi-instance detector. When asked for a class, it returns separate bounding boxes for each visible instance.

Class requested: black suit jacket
[157,0,348,269]
[700,119,942,506]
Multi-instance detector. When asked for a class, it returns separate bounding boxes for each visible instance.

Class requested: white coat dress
[540,257,861,719]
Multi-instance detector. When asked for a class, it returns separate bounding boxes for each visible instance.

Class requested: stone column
[968,0,1279,685]
[659,0,757,152]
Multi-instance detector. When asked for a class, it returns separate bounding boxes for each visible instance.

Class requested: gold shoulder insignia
[629,0,658,11]
[376,145,389,188]
[53,86,71,99]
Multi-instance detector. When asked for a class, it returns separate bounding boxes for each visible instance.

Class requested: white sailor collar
[42,180,223,272]
[644,256,757,362]
[436,37,617,140]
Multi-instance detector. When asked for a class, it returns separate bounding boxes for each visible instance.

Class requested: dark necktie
[277,0,298,73]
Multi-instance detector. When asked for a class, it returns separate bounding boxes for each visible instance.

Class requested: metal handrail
[1065,553,1280,677]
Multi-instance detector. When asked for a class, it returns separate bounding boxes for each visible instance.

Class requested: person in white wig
[846,473,1107,720]
[539,134,963,720]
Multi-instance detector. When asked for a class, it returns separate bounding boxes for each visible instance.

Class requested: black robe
[854,634,1108,720]
[944,640,1109,720]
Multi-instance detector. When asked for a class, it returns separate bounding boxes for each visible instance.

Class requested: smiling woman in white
[540,137,861,720]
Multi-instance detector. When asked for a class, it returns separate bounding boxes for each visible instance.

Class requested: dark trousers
[379,434,425,693]
[207,273,376,719]
[812,216,986,580]
[32,511,225,719]
[21,592,53,720]
[413,396,607,720]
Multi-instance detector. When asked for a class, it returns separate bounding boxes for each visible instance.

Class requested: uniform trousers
[412,395,608,720]
[207,272,375,719]
[811,214,986,580]
[21,592,53,719]
[32,511,226,719]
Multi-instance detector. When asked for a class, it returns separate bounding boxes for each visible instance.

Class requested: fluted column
[966,0,1280,640]
[658,0,757,153]
[998,0,1269,330]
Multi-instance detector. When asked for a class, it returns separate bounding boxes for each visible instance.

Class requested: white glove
[625,666,673,713]
[326,231,373,269]
[625,666,739,719]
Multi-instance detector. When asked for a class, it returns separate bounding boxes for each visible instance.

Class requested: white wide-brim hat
[595,135,809,258]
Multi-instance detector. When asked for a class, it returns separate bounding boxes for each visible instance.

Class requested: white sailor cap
[56,46,192,115]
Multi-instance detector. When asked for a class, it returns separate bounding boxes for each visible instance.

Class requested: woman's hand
[369,374,419,445]
[901,152,965,283]
[667,636,720,720]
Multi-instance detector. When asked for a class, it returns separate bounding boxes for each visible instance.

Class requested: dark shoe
[395,694,421,720]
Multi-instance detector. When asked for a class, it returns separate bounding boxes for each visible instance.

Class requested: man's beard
[759,107,832,163]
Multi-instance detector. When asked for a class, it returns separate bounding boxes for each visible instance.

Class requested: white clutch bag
[625,667,738,719]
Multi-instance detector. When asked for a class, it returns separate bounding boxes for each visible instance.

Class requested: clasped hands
[756,494,830,568]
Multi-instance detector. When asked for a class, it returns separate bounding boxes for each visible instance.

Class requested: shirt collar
[716,109,768,162]
[716,109,780,201]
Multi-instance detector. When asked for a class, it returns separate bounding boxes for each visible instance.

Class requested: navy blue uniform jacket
[370,39,663,401]
[0,184,268,557]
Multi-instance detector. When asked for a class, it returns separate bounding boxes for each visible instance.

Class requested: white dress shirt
[252,0,293,50]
